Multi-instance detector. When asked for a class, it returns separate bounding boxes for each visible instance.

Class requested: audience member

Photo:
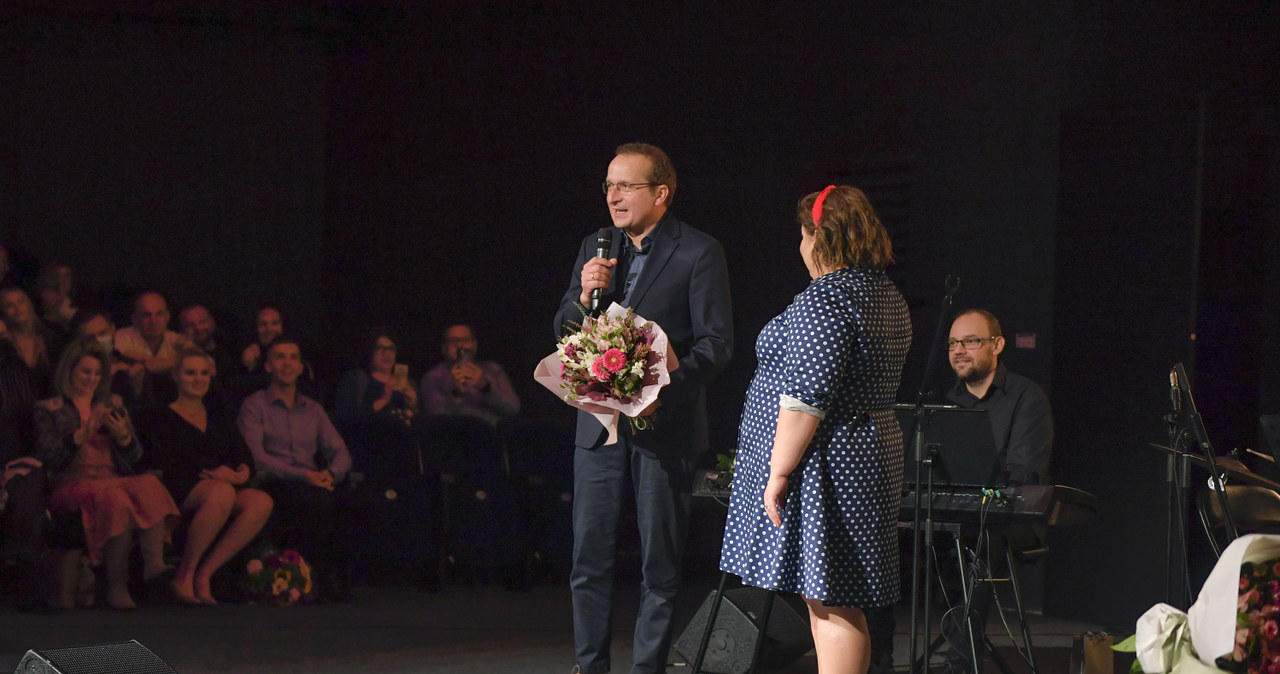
[113,291,191,407]
[1,287,64,399]
[176,304,236,415]
[240,304,284,374]
[336,327,419,428]
[420,323,520,426]
[229,304,318,409]
[0,317,47,450]
[136,347,273,605]
[0,320,49,611]
[178,305,238,378]
[71,307,146,406]
[36,262,78,337]
[35,339,179,610]
[334,328,437,588]
[114,291,189,373]
[237,335,351,600]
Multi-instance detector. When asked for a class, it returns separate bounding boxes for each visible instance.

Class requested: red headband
[812,185,836,228]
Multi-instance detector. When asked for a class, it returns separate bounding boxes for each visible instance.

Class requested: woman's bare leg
[193,488,273,603]
[805,597,871,674]
[171,480,235,603]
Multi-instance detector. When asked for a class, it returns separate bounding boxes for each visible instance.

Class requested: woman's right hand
[763,474,789,527]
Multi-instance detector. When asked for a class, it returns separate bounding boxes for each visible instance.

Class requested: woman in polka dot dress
[720,185,912,673]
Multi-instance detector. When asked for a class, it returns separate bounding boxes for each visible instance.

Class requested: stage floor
[0,581,1105,673]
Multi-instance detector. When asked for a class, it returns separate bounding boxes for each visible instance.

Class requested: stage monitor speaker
[674,587,812,674]
[14,640,177,674]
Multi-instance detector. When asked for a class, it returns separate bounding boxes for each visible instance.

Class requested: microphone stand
[1164,363,1234,609]
[907,275,960,674]
[1163,380,1190,609]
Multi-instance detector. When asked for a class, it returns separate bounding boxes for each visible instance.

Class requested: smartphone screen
[392,363,408,387]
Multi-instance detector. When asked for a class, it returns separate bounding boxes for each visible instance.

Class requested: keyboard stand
[910,520,1039,674]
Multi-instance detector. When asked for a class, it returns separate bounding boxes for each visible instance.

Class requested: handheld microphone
[590,228,612,311]
[1169,367,1182,416]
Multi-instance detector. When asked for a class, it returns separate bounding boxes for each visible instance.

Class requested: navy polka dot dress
[720,266,912,607]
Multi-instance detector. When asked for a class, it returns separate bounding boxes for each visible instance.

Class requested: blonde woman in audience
[136,347,273,604]
[35,339,179,610]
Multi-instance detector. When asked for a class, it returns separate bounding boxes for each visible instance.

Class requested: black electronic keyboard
[900,485,1096,527]
[693,469,732,499]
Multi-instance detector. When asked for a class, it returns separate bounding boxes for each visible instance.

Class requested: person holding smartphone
[335,327,420,429]
[333,327,434,588]
[35,339,179,610]
[419,322,519,427]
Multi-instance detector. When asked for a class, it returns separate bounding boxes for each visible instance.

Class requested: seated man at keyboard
[870,308,1053,673]
[938,309,1053,672]
[944,309,1052,487]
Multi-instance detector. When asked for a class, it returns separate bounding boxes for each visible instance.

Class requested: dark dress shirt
[944,363,1053,485]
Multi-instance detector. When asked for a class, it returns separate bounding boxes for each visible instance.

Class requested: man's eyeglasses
[946,336,998,350]
[602,181,658,195]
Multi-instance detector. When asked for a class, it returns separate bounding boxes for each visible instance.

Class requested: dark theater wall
[317,2,1070,439]
[1,7,328,341]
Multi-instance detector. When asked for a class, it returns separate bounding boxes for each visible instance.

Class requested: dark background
[2,1,1277,626]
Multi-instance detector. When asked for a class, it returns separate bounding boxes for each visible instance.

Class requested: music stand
[898,403,1002,674]
[898,406,1003,489]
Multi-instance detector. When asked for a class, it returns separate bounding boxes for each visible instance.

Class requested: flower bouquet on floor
[534,302,677,443]
[244,549,316,606]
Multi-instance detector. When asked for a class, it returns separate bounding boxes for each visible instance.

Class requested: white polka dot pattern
[719,267,912,607]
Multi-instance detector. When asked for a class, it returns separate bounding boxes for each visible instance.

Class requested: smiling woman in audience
[35,339,179,610]
[137,347,273,605]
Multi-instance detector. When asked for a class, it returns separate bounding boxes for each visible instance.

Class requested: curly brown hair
[797,185,894,271]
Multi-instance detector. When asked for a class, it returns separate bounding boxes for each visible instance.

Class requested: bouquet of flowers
[1219,556,1280,673]
[534,302,677,444]
[244,549,316,606]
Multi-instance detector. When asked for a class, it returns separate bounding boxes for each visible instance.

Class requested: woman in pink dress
[35,339,179,610]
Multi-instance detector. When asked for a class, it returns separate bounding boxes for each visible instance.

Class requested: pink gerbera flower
[590,357,611,381]
[602,348,627,373]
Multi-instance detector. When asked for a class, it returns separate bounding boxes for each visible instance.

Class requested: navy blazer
[554,215,733,459]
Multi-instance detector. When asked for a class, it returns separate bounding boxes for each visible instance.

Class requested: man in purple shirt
[419,322,520,427]
[238,334,352,600]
